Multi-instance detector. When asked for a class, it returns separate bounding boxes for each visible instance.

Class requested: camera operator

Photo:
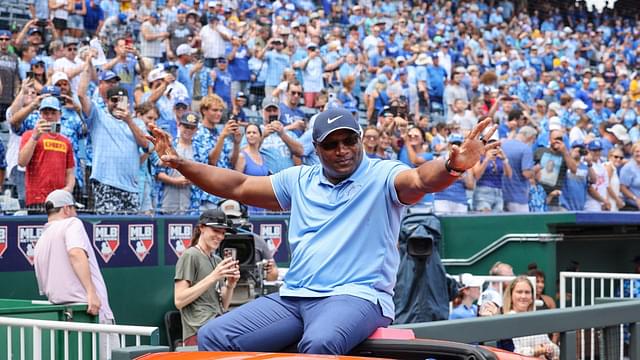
[174,209,240,346]
[219,199,278,281]
[18,97,75,211]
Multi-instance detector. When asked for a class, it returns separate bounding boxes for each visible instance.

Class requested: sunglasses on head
[316,134,360,150]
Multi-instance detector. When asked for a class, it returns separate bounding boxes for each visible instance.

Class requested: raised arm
[394,118,498,205]
[148,124,282,210]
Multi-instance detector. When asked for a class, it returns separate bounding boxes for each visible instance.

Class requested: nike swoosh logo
[327,115,343,124]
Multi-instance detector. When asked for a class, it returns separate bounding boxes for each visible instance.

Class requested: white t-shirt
[53,57,83,93]
[34,217,114,321]
[199,23,231,59]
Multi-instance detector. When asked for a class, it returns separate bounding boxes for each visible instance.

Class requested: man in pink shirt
[33,190,119,358]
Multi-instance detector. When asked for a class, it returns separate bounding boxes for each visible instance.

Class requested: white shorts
[434,200,468,214]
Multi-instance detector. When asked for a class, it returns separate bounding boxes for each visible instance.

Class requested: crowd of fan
[0,0,639,214]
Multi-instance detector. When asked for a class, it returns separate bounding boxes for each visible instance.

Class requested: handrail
[0,316,158,336]
[393,300,640,360]
[442,233,563,266]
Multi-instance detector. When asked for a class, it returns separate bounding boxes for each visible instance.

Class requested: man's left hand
[448,118,499,172]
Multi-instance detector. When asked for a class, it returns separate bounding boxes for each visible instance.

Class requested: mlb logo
[0,226,8,258]
[93,225,120,263]
[129,224,154,262]
[17,225,43,266]
[260,224,282,252]
[168,224,192,257]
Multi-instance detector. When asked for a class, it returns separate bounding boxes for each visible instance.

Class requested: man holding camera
[259,98,303,174]
[148,107,497,355]
[78,55,152,214]
[18,97,75,210]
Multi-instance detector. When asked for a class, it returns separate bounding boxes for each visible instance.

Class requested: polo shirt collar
[318,151,370,187]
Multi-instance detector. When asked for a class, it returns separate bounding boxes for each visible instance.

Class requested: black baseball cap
[198,209,235,232]
[106,86,128,98]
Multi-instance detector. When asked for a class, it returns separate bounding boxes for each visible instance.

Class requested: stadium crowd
[0,0,639,214]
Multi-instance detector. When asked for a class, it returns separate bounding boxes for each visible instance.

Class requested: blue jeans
[197,293,391,354]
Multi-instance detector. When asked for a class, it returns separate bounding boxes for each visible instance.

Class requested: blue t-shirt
[271,156,409,319]
[260,131,299,174]
[435,176,468,205]
[620,160,640,206]
[449,304,478,320]
[501,139,534,204]
[560,162,589,210]
[213,68,232,107]
[477,157,506,189]
[85,103,147,193]
[226,44,251,82]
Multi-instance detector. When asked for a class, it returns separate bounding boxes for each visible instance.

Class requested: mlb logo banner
[93,224,120,263]
[260,224,282,253]
[168,224,192,257]
[17,225,43,266]
[0,226,7,258]
[129,224,154,262]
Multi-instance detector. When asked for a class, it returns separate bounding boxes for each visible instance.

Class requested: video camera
[219,233,267,305]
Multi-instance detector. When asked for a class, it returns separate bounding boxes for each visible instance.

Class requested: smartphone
[117,96,128,112]
[26,71,34,79]
[223,248,237,261]
[36,19,48,27]
[50,122,61,134]
[268,115,279,123]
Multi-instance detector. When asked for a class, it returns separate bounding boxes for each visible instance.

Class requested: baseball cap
[118,13,128,23]
[197,209,235,231]
[51,71,69,85]
[607,124,631,144]
[395,55,406,63]
[548,116,562,131]
[39,96,61,111]
[479,288,503,307]
[571,100,588,110]
[261,97,279,111]
[447,133,464,144]
[106,86,128,98]
[41,85,61,97]
[173,95,191,107]
[306,42,318,50]
[176,44,196,56]
[30,58,45,66]
[207,0,217,7]
[587,139,603,151]
[397,68,408,77]
[28,28,42,35]
[45,190,84,208]
[381,65,394,74]
[147,68,168,83]
[218,199,243,217]
[235,91,248,99]
[459,273,483,289]
[99,70,120,82]
[0,29,11,38]
[179,111,200,126]
[570,140,585,148]
[177,8,187,14]
[312,108,361,143]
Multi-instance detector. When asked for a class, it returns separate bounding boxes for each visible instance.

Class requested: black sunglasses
[553,137,563,141]
[316,134,360,150]
[109,97,120,103]
[289,91,302,96]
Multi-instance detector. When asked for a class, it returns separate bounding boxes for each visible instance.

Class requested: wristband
[445,158,464,177]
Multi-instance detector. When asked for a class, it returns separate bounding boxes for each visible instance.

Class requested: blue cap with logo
[173,96,191,107]
[41,85,61,97]
[30,57,45,66]
[99,70,120,82]
[312,108,361,143]
[448,133,464,144]
[39,96,61,111]
[177,8,187,14]
[587,139,603,151]
[570,140,585,148]
[118,13,128,22]
[28,28,42,36]
[0,29,11,38]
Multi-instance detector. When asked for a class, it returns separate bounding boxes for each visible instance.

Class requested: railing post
[630,322,640,360]
[560,330,577,360]
[149,329,160,346]
[560,272,566,309]
[33,326,41,360]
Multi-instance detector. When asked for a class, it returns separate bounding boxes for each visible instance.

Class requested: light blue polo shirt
[271,155,410,319]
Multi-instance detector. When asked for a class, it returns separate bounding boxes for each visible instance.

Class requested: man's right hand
[87,290,102,316]
[33,119,51,139]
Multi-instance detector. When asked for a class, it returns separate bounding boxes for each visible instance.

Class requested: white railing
[559,271,640,360]
[0,316,159,360]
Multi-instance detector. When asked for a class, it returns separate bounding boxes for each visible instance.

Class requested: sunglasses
[553,137,563,141]
[67,47,77,51]
[289,91,302,96]
[612,155,624,160]
[0,38,10,42]
[109,97,120,103]
[316,134,360,150]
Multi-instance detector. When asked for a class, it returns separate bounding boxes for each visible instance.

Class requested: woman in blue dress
[235,123,269,215]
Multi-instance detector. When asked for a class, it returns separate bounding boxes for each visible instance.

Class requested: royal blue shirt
[271,156,409,319]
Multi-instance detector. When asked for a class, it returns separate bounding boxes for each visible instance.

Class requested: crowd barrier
[559,271,640,360]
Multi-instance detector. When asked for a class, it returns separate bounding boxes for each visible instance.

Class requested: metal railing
[394,299,640,360]
[442,233,563,266]
[0,316,159,360]
[559,271,640,360]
